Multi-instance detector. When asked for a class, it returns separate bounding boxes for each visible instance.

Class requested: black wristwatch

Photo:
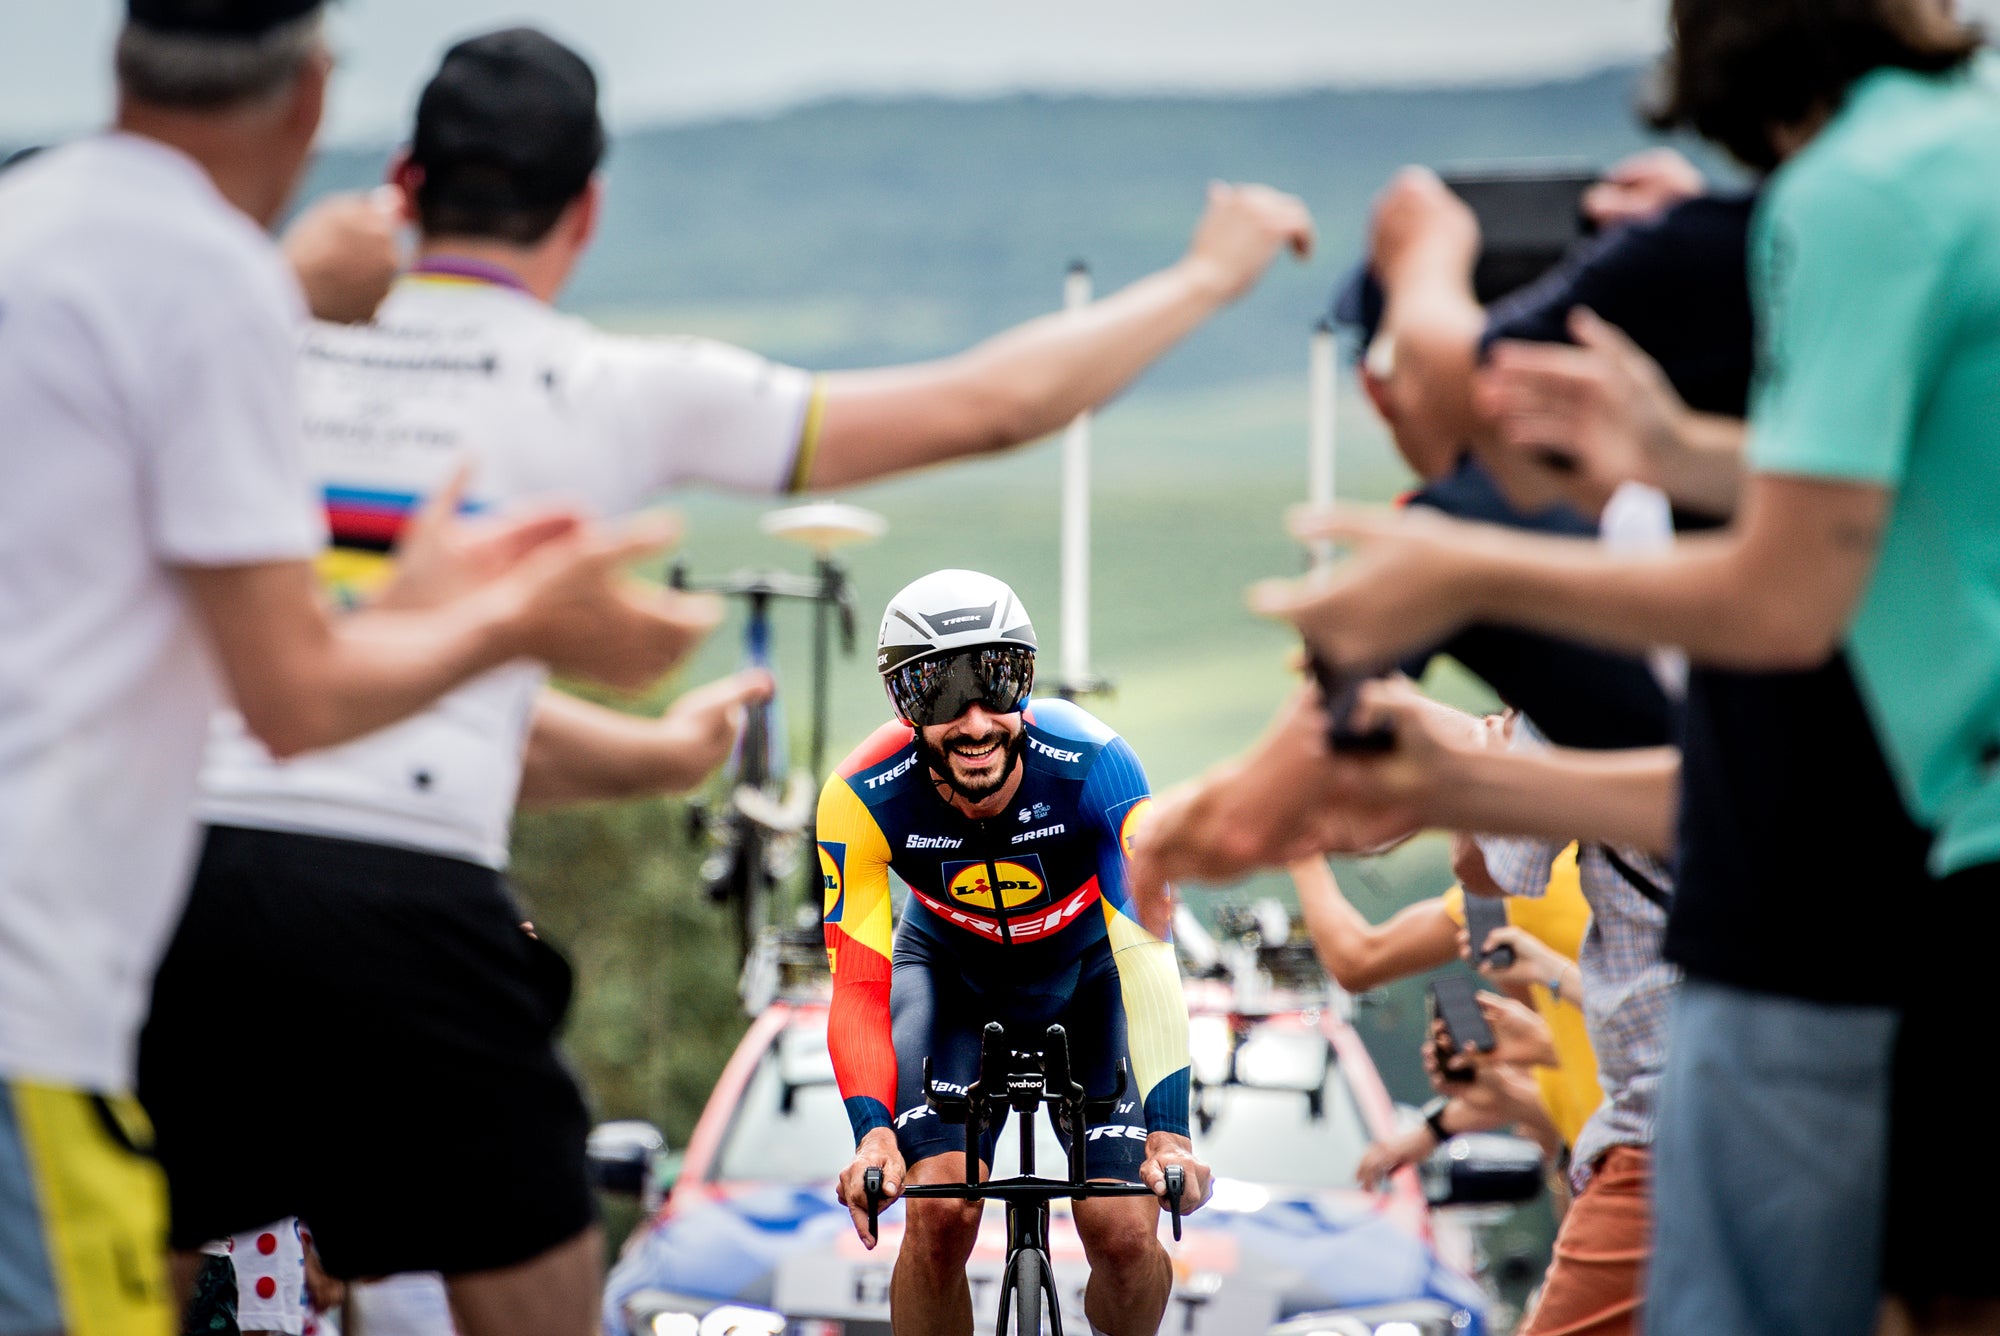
[1421,1095,1453,1144]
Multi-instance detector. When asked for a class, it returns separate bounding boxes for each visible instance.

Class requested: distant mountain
[300,65,1705,387]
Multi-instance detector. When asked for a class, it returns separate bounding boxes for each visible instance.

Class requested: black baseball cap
[127,0,323,37]
[410,28,606,212]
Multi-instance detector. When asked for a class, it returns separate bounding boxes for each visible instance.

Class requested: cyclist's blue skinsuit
[817,699,1190,1177]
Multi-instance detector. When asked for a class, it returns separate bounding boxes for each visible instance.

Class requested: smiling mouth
[949,737,1003,764]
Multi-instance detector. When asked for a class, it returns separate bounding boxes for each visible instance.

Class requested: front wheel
[1001,1246,1052,1336]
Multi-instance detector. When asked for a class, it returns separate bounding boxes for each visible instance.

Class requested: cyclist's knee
[899,1197,982,1274]
[1074,1201,1163,1274]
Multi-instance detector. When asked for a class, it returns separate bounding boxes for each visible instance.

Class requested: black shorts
[137,825,595,1279]
[1884,860,2000,1301]
[888,919,1148,1182]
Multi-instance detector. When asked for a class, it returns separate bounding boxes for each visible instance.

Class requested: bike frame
[863,1023,1184,1336]
[670,562,858,958]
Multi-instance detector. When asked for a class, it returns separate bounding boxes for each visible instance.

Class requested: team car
[597,915,1540,1336]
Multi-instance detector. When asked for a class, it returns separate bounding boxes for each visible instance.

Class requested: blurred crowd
[1133,3,2000,1334]
[4,0,1997,1334]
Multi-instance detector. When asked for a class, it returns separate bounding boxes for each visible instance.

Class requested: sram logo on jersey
[906,833,963,850]
[1012,824,1065,843]
[939,855,1050,912]
[863,754,920,789]
[1028,736,1083,763]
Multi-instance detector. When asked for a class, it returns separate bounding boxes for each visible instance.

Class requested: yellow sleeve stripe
[785,375,830,494]
[1101,901,1190,1105]
[818,777,895,959]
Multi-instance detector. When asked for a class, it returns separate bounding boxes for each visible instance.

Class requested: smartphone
[1305,651,1396,753]
[1439,164,1599,304]
[1424,984,1475,1085]
[1430,975,1497,1059]
[1461,894,1516,970]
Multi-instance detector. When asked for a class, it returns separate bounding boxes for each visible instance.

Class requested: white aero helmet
[877,570,1037,725]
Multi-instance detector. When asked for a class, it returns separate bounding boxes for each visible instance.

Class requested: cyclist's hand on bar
[1140,1132,1210,1216]
[837,1128,906,1249]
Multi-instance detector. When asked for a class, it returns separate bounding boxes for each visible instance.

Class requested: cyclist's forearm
[828,976,896,1141]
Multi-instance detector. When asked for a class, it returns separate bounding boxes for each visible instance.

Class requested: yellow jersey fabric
[1445,842,1602,1151]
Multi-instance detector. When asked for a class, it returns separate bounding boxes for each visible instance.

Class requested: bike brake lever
[1163,1165,1185,1243]
[863,1165,885,1241]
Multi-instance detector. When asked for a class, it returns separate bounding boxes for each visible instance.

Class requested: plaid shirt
[1476,726,1682,1189]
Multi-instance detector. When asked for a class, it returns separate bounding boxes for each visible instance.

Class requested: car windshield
[711,1014,1372,1190]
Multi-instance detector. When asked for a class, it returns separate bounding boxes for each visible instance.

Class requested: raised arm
[1259,471,1887,679]
[1479,308,1747,519]
[516,670,772,809]
[181,519,716,758]
[1290,859,1459,992]
[805,183,1313,488]
[1360,168,1490,480]
[1333,679,1682,858]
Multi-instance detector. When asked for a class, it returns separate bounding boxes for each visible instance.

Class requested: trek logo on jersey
[819,842,847,921]
[1085,1124,1148,1142]
[939,854,1050,912]
[1029,737,1083,763]
[864,754,920,789]
[1012,824,1065,843]
[906,833,963,850]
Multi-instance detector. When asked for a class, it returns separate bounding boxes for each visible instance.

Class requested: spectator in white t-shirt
[134,25,1320,1336]
[0,6,721,1331]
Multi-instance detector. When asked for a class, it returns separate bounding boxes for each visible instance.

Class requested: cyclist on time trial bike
[819,569,1207,1336]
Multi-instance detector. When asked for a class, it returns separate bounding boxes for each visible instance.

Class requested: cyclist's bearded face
[917,709,1026,804]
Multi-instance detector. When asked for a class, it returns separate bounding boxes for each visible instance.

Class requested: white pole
[1060,262,1093,688]
[1308,318,1337,570]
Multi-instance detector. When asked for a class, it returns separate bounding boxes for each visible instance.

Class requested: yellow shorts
[0,1078,173,1336]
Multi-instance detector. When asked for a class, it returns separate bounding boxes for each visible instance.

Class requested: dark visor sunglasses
[886,645,1036,728]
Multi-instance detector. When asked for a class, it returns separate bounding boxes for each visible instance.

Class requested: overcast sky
[7,0,2000,146]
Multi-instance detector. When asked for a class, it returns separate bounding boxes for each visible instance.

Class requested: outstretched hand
[502,513,723,691]
[282,185,403,324]
[1125,684,1421,899]
[1479,307,1691,516]
[1368,166,1480,290]
[379,461,583,611]
[1251,505,1494,676]
[1182,182,1316,304]
[653,668,777,791]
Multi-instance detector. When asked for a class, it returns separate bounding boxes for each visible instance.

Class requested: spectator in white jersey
[135,25,1317,1336]
[0,3,722,1334]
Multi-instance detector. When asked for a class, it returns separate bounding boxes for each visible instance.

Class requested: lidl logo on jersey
[1117,798,1154,859]
[939,854,1050,912]
[819,842,846,921]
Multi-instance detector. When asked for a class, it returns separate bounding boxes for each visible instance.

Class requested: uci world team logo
[940,853,1050,913]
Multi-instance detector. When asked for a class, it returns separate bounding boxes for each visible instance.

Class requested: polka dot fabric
[228,1216,309,1334]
